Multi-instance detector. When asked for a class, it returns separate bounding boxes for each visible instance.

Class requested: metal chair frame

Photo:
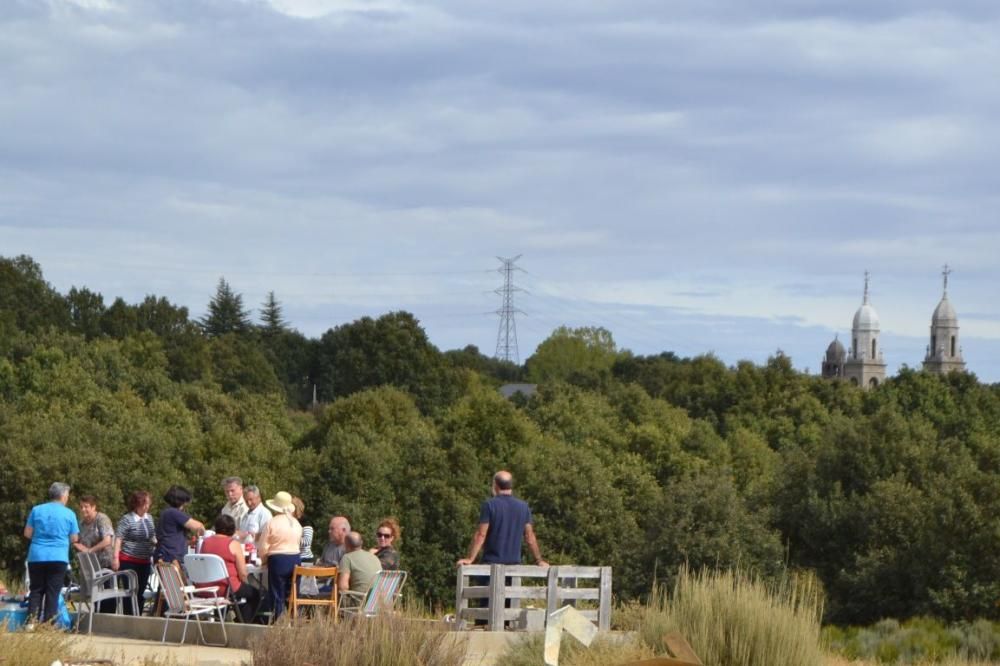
[155,560,230,647]
[339,569,407,619]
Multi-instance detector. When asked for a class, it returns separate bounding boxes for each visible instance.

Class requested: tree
[314,311,461,412]
[66,286,106,340]
[0,255,70,332]
[260,291,288,336]
[526,326,621,385]
[199,278,251,337]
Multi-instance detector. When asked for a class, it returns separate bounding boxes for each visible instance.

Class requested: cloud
[1,0,1000,379]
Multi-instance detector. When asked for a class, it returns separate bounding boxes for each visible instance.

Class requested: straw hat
[265,491,295,514]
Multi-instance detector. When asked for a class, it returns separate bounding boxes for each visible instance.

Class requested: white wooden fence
[454,564,612,631]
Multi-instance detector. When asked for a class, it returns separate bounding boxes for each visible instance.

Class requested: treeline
[1,255,999,624]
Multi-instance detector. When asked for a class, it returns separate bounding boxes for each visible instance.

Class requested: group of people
[24,468,545,627]
[22,476,403,625]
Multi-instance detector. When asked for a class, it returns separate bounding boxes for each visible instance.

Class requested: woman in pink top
[258,491,303,620]
[200,515,261,623]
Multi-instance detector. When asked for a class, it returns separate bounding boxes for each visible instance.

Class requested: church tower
[821,335,846,379]
[923,264,966,375]
[843,271,887,389]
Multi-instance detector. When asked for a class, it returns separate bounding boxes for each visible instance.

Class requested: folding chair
[184,553,255,622]
[289,565,337,619]
[155,561,230,647]
[73,552,138,634]
[339,570,407,619]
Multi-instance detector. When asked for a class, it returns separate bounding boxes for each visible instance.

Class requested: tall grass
[0,623,73,666]
[250,613,466,666]
[639,564,826,666]
[501,632,656,666]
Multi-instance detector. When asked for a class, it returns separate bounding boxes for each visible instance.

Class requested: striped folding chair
[339,570,407,619]
[155,561,230,646]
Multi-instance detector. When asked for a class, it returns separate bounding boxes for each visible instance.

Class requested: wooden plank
[488,564,506,630]
[550,566,603,578]
[554,588,600,600]
[497,565,550,577]
[664,632,702,665]
[546,566,559,620]
[459,586,491,599]
[510,575,521,609]
[598,566,613,632]
[502,586,548,600]
[457,608,524,621]
[458,564,492,576]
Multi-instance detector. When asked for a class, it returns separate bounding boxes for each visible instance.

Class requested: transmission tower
[494,255,525,364]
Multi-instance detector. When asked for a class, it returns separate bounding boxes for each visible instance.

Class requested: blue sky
[2,0,1000,380]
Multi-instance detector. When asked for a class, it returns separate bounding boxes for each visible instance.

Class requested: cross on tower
[942,263,952,295]
[863,270,871,304]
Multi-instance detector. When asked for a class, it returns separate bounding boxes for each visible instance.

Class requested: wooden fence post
[489,564,506,630]
[598,566,612,631]
[545,565,559,622]
[454,566,467,630]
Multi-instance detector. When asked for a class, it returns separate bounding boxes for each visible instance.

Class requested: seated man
[337,531,382,608]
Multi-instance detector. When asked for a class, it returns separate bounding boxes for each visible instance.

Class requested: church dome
[852,303,880,331]
[932,296,957,324]
[826,337,846,361]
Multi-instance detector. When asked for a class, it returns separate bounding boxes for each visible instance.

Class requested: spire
[863,270,870,304]
[942,263,951,296]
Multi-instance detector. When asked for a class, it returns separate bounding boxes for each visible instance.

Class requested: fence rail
[455,564,612,631]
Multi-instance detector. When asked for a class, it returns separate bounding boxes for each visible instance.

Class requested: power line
[494,255,525,364]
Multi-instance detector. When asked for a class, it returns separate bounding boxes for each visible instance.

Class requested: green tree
[66,286,106,340]
[0,255,70,332]
[260,291,288,336]
[199,277,251,337]
[315,311,461,412]
[526,326,621,386]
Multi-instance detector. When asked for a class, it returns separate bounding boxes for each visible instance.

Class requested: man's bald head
[345,531,364,551]
[493,470,514,493]
[329,516,350,545]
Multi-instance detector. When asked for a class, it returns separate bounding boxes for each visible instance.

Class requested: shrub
[0,623,73,666]
[639,565,825,666]
[823,617,1000,663]
[500,632,655,666]
[250,613,465,666]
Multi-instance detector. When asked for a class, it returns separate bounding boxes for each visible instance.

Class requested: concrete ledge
[86,612,267,650]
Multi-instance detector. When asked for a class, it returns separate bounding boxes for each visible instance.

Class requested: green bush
[823,617,1000,663]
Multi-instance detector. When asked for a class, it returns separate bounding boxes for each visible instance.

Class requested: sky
[2,0,1000,380]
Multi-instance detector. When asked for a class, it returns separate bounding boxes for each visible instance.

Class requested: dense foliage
[1,255,999,624]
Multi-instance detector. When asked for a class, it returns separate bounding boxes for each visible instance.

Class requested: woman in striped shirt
[112,490,155,615]
[291,496,313,563]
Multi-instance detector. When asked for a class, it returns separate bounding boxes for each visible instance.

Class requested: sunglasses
[376,532,393,539]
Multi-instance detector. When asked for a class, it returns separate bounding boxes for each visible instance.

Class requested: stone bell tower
[843,271,887,389]
[923,264,966,375]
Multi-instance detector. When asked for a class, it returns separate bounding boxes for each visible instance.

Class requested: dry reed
[250,612,466,666]
[639,564,826,666]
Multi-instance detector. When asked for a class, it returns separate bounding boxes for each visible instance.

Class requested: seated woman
[199,515,261,623]
[291,496,314,564]
[369,517,401,570]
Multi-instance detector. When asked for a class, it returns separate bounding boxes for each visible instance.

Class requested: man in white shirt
[220,476,248,526]
[238,485,271,543]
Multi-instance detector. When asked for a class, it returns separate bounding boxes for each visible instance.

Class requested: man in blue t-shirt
[458,471,547,567]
